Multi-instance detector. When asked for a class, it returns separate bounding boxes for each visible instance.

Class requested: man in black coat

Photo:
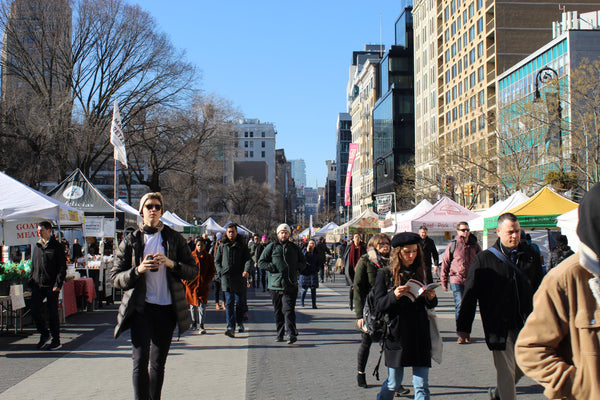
[457,213,544,400]
[29,221,67,350]
[419,226,439,279]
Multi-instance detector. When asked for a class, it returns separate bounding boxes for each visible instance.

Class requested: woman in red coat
[184,239,216,334]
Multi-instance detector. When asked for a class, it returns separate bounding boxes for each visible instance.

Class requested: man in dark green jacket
[215,223,253,337]
[258,223,305,344]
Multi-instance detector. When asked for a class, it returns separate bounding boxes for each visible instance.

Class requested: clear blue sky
[140,1,403,187]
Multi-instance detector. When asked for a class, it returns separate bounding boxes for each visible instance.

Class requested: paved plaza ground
[0,278,545,400]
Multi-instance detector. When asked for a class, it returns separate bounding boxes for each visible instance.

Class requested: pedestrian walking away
[215,223,253,337]
[301,239,320,309]
[374,232,438,400]
[110,192,198,400]
[29,220,67,351]
[258,223,306,344]
[516,183,600,400]
[440,221,481,343]
[183,239,216,334]
[343,234,367,311]
[457,212,544,400]
[419,226,439,281]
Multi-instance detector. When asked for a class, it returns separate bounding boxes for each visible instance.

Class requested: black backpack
[362,288,388,342]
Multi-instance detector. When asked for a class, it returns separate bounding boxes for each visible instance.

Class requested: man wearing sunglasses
[440,221,481,343]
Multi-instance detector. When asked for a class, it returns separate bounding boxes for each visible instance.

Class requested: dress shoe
[224,329,235,338]
[395,385,410,396]
[238,324,245,333]
[287,336,297,344]
[47,340,62,351]
[357,373,367,388]
[275,336,284,342]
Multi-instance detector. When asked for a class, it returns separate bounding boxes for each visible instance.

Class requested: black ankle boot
[357,373,367,388]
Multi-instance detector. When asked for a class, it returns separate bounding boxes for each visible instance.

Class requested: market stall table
[62,278,96,318]
[0,291,31,334]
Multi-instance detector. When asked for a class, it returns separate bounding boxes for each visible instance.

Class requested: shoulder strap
[488,246,527,280]
[448,239,457,263]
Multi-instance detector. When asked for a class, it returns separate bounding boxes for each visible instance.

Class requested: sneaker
[199,328,207,334]
[224,329,235,338]
[287,336,297,345]
[36,334,50,350]
[395,385,410,396]
[191,323,198,331]
[275,336,284,342]
[238,324,245,333]
[47,340,62,351]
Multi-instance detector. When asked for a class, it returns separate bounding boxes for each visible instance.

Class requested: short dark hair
[39,221,52,230]
[226,223,238,230]
[419,226,428,231]
[497,213,518,227]
[456,221,469,229]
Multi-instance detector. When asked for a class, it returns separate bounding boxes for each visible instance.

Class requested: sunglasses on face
[458,228,470,232]
[145,204,161,211]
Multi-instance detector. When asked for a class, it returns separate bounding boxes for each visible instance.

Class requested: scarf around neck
[140,221,164,235]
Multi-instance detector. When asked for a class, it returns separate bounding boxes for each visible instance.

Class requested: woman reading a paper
[373,232,438,400]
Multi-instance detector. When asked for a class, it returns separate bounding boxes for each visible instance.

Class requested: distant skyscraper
[290,159,307,187]
[231,119,277,188]
[336,113,352,219]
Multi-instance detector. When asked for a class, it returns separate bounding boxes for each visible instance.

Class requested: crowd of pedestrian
[23,184,600,400]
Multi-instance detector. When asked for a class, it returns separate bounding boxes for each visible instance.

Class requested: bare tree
[219,177,276,233]
[568,58,600,192]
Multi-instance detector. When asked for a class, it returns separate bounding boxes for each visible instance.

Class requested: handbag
[427,308,443,364]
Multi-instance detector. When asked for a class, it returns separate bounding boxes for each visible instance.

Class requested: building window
[478,90,485,106]
[261,131,265,137]
[478,41,484,58]
[261,151,265,158]
[478,66,484,81]
[244,151,248,157]
[250,131,254,137]
[244,141,248,148]
[470,49,476,64]
[477,17,483,34]
[477,0,483,10]
[469,2,474,17]
[470,72,476,88]
[469,26,475,41]
[262,141,265,148]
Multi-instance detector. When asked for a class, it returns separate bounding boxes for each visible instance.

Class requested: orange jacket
[183,249,216,306]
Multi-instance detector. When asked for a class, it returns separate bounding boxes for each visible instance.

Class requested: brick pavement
[0,280,545,400]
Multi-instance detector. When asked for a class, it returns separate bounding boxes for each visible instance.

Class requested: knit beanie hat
[277,224,291,234]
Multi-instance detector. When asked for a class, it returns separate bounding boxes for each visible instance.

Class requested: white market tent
[222,221,254,236]
[0,171,84,245]
[201,217,226,234]
[161,211,188,232]
[397,196,479,233]
[115,199,143,226]
[333,209,380,235]
[556,207,580,253]
[382,199,433,233]
[469,191,530,232]
[313,221,339,238]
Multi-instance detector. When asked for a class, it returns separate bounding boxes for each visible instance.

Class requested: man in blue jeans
[215,223,253,338]
[440,221,481,344]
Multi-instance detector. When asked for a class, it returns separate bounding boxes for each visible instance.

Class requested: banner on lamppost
[344,143,359,206]
[110,100,128,168]
[376,194,392,219]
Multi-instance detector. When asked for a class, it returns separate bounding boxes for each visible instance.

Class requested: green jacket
[258,240,306,292]
[353,253,386,319]
[215,236,253,293]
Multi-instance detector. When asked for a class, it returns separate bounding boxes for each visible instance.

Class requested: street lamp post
[534,66,562,171]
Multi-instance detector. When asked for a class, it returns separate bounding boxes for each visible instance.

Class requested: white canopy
[556,207,580,253]
[382,199,433,233]
[469,191,530,231]
[313,221,339,238]
[115,199,143,225]
[0,172,84,245]
[397,196,479,232]
[222,221,253,236]
[201,217,226,234]
[333,209,380,235]
[161,211,188,232]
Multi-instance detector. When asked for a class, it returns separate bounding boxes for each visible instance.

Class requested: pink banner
[344,143,359,206]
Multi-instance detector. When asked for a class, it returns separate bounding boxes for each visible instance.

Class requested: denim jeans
[377,366,430,400]
[224,291,244,331]
[450,283,465,320]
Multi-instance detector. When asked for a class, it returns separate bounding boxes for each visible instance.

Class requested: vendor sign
[3,221,40,246]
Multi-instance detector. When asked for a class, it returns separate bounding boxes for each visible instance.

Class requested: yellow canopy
[506,187,578,216]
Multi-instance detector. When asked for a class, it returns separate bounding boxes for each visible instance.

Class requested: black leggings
[357,332,373,373]
[213,280,222,304]
[131,303,176,400]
